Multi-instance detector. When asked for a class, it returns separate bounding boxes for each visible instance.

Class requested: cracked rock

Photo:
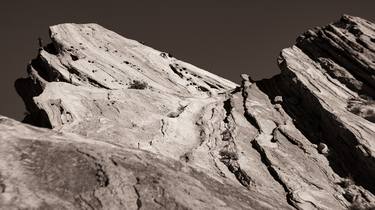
[2,15,375,209]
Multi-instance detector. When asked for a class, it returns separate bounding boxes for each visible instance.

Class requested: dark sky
[1,0,375,120]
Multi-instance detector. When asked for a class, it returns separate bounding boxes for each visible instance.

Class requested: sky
[1,0,375,120]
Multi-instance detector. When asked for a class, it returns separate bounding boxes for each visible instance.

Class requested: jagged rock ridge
[1,15,374,209]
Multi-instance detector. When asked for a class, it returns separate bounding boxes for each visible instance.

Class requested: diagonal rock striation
[1,15,374,209]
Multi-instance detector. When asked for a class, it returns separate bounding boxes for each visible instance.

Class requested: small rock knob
[274,96,283,104]
[241,74,249,81]
[317,143,329,155]
[274,104,282,109]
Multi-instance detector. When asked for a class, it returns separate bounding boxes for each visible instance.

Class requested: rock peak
[3,16,375,209]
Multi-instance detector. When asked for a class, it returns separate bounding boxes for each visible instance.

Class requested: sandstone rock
[3,15,375,209]
[0,116,282,209]
[274,96,283,104]
[318,143,329,154]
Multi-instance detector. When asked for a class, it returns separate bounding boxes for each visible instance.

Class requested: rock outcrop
[1,15,374,209]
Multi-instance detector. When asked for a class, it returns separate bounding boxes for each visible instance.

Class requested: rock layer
[3,15,375,209]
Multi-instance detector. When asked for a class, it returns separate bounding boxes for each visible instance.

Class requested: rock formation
[0,15,374,209]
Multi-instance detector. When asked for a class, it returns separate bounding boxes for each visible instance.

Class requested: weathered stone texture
[1,15,374,209]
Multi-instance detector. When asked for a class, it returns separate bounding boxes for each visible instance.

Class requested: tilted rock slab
[4,15,374,209]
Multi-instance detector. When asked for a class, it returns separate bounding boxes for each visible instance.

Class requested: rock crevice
[2,15,375,209]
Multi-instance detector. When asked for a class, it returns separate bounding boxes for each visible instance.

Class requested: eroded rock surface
[3,15,374,209]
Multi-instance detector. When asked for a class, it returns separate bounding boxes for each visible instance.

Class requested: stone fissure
[240,81,261,132]
[76,149,110,188]
[133,184,142,210]
[250,140,298,209]
[219,97,255,189]
[8,16,375,209]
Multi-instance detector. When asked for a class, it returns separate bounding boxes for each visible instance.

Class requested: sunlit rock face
[5,15,375,209]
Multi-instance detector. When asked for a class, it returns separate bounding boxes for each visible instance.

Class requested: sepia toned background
[1,0,374,120]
